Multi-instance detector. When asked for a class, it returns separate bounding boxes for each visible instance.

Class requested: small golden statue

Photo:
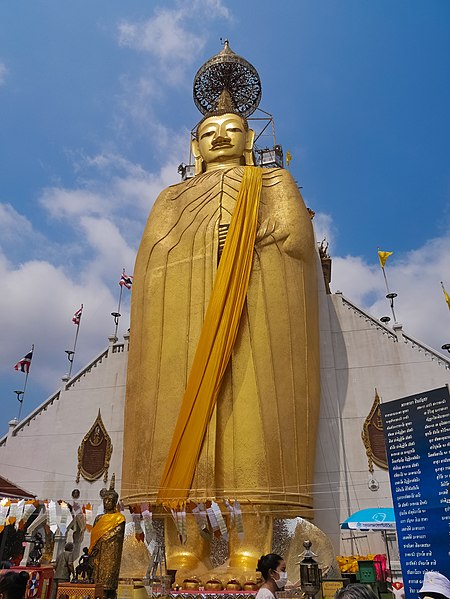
[89,475,125,598]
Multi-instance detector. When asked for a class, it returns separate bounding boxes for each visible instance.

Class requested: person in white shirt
[256,554,288,599]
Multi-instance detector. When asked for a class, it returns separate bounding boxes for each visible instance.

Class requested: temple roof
[0,474,35,499]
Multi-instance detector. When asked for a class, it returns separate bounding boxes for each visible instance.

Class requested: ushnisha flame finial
[216,88,235,113]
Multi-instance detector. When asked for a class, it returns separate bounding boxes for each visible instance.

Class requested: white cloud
[118,8,204,91]
[0,155,181,400]
[0,252,123,386]
[78,215,136,280]
[40,188,106,219]
[118,1,231,68]
[331,232,450,352]
[117,1,232,93]
[313,212,335,248]
[0,203,63,265]
[191,0,231,19]
[0,62,8,86]
[40,151,181,221]
[118,9,204,67]
[0,204,34,240]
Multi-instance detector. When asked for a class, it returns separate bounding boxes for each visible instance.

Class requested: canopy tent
[341,507,396,531]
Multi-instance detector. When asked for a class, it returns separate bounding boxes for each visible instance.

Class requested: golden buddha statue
[89,476,125,597]
[122,42,320,576]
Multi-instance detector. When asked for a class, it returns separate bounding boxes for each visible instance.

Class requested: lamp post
[111,311,121,340]
[65,349,75,378]
[386,292,398,323]
[14,390,24,420]
[299,540,321,599]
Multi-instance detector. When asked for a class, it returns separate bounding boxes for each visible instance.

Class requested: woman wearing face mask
[256,553,288,599]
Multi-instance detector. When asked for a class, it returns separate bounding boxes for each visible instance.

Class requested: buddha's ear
[243,128,255,166]
[191,138,204,175]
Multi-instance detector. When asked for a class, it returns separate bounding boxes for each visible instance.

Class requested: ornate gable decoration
[361,390,388,471]
[76,410,112,483]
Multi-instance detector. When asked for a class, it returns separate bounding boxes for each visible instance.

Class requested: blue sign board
[380,386,450,599]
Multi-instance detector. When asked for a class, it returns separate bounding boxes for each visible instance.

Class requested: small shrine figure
[88,475,125,599]
[27,532,44,567]
[75,547,93,582]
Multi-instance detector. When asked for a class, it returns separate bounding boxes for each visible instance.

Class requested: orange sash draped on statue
[88,511,126,553]
[157,166,263,508]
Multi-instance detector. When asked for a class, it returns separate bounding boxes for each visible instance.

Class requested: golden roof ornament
[193,40,262,118]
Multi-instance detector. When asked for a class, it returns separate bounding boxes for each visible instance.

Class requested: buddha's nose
[212,134,230,146]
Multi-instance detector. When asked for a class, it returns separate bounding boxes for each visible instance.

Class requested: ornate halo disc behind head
[193,40,262,118]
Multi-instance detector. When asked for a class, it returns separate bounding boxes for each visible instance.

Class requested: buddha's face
[103,492,117,512]
[196,113,250,165]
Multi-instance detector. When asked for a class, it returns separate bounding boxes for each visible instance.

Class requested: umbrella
[341,507,396,530]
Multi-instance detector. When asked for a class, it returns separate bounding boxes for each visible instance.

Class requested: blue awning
[341,507,396,530]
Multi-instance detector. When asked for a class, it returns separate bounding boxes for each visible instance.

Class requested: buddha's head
[192,90,255,174]
[102,489,118,512]
[101,473,119,513]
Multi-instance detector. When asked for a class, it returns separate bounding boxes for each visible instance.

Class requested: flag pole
[111,271,124,340]
[440,283,450,355]
[17,344,34,421]
[378,249,397,323]
[381,266,390,295]
[68,304,83,378]
[382,266,398,323]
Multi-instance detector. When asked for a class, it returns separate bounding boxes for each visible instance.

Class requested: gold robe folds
[122,166,320,517]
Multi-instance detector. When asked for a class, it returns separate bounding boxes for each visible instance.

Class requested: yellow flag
[378,250,393,269]
[441,282,450,310]
[286,150,292,166]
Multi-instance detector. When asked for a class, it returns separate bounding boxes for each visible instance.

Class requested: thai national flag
[72,305,83,325]
[119,271,133,289]
[14,351,33,373]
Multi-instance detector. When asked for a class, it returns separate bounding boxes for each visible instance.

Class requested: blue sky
[1,0,449,432]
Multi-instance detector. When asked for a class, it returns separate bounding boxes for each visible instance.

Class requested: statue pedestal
[57,583,104,599]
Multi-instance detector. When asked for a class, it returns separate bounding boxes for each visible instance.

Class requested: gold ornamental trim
[361,390,388,471]
[76,410,113,483]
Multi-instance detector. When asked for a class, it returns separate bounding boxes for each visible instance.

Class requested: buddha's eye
[227,127,242,133]
[200,130,215,139]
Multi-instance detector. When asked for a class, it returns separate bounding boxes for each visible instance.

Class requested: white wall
[0,338,128,508]
[314,292,450,554]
